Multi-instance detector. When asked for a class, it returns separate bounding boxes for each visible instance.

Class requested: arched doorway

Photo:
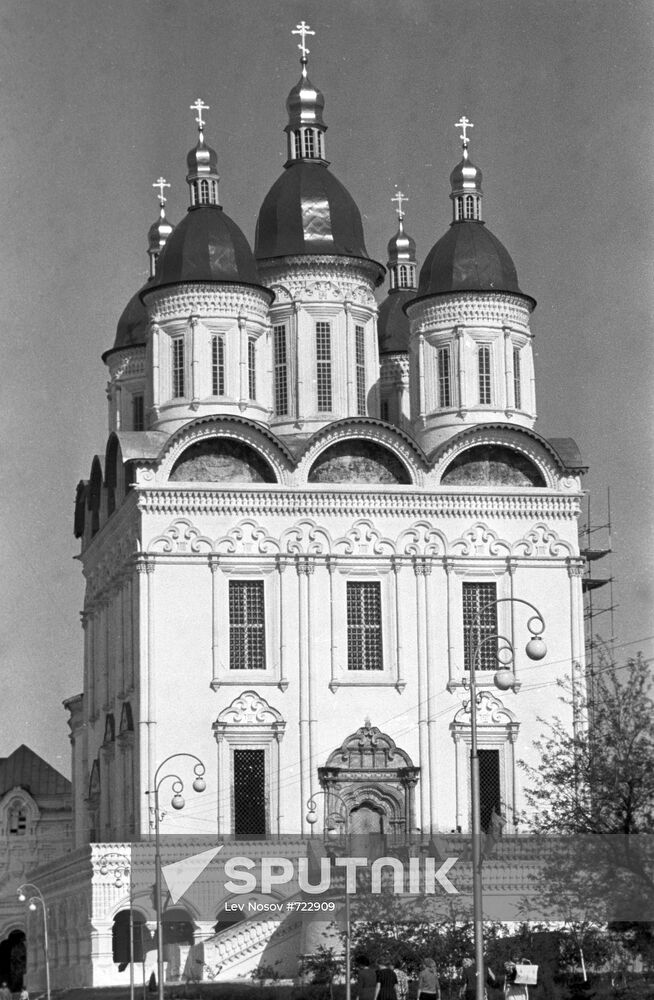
[0,929,25,991]
[112,910,150,968]
[318,720,419,845]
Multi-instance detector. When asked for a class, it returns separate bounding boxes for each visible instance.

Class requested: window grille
[479,749,501,833]
[273,324,288,415]
[212,336,225,396]
[465,194,475,219]
[294,131,302,159]
[199,179,210,204]
[456,195,464,220]
[398,265,409,289]
[316,322,332,411]
[9,806,27,835]
[437,346,451,408]
[355,324,366,416]
[347,581,383,670]
[304,129,315,158]
[513,347,522,410]
[248,337,256,400]
[132,394,144,431]
[478,345,492,405]
[229,581,266,670]
[233,749,266,836]
[463,581,498,671]
[172,338,185,398]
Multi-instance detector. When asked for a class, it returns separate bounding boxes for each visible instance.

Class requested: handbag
[514,960,538,986]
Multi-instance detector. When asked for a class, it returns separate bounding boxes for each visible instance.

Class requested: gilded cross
[292,20,315,61]
[392,189,407,220]
[190,98,210,130]
[454,115,474,145]
[153,177,170,205]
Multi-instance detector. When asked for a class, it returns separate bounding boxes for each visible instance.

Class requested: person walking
[375,954,398,1000]
[503,959,529,1000]
[416,957,441,1000]
[393,960,409,1000]
[353,955,378,1000]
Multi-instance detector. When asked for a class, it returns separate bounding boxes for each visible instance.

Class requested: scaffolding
[580,487,617,682]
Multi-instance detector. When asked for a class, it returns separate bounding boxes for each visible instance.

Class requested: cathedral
[26,24,587,990]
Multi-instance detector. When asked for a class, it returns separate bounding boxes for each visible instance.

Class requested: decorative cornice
[407,293,532,332]
[146,284,270,323]
[136,488,581,521]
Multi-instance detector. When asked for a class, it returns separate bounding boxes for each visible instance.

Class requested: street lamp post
[97,851,133,1000]
[467,597,546,1000]
[147,753,206,1000]
[17,882,50,1000]
[306,790,352,1000]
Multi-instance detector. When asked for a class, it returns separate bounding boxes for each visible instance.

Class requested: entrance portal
[0,929,25,992]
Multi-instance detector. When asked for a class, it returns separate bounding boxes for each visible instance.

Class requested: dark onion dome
[111,286,148,352]
[255,161,374,261]
[378,291,413,354]
[149,205,265,290]
[417,221,525,296]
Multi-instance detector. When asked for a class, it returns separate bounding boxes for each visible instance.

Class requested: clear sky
[0,0,652,775]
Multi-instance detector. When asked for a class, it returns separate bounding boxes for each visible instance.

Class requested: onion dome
[148,101,265,292]
[378,192,417,354]
[255,22,381,280]
[417,117,532,302]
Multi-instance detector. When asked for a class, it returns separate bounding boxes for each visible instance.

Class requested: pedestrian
[353,955,378,1000]
[19,989,29,1000]
[394,960,409,1000]
[0,984,11,1000]
[460,955,496,1000]
[416,957,441,1000]
[375,953,398,1000]
[503,959,529,1000]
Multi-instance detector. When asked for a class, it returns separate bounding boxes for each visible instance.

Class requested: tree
[519,652,654,974]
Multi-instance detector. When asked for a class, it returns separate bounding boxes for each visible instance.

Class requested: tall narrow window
[229,580,266,670]
[479,749,501,833]
[248,337,256,400]
[233,749,266,836]
[513,347,522,410]
[212,335,225,396]
[380,398,390,422]
[171,337,185,398]
[437,346,451,408]
[355,324,366,416]
[8,805,27,836]
[463,581,498,671]
[294,131,302,159]
[273,324,288,416]
[132,394,144,431]
[398,265,409,288]
[478,346,492,405]
[199,179,210,204]
[304,129,315,158]
[316,322,332,412]
[347,581,383,671]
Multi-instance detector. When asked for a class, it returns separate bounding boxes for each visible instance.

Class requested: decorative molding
[512,523,574,558]
[145,284,270,323]
[407,293,532,331]
[450,522,512,558]
[433,426,561,490]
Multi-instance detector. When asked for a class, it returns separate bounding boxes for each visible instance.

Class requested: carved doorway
[318,720,419,845]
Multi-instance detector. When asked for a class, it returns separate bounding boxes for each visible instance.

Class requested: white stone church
[26,27,587,991]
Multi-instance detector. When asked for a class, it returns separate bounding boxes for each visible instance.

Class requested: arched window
[465,194,475,219]
[456,195,464,220]
[303,129,315,158]
[8,802,27,836]
[293,131,302,159]
[198,179,210,204]
[398,265,409,288]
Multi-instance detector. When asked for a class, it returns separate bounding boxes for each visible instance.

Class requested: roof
[0,745,70,799]
[148,205,265,291]
[255,161,372,261]
[418,221,528,299]
[103,284,151,360]
[547,437,587,472]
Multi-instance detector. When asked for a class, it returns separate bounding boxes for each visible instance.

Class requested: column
[413,557,430,832]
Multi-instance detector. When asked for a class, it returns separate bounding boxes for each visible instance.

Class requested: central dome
[255,162,370,260]
[418,221,523,296]
[151,206,262,288]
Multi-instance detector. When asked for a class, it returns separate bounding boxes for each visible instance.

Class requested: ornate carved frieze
[407,293,532,332]
[258,256,381,304]
[145,285,270,323]
[137,489,581,521]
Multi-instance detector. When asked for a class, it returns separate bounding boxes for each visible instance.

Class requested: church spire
[450,115,483,222]
[285,21,327,164]
[147,177,174,278]
[186,99,221,207]
[386,189,417,291]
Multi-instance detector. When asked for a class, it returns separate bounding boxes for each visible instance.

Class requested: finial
[190,98,210,133]
[292,20,315,75]
[392,189,408,223]
[454,115,474,157]
[153,176,170,208]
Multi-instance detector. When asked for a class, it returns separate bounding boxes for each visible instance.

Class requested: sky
[0,0,652,776]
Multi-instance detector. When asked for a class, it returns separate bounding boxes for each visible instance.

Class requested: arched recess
[111,909,150,966]
[317,721,419,844]
[170,437,277,483]
[441,444,545,487]
[308,438,412,484]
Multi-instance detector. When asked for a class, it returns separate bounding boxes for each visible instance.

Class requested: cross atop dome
[292,20,315,75]
[454,115,474,157]
[153,176,170,207]
[392,189,408,222]
[190,98,210,132]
